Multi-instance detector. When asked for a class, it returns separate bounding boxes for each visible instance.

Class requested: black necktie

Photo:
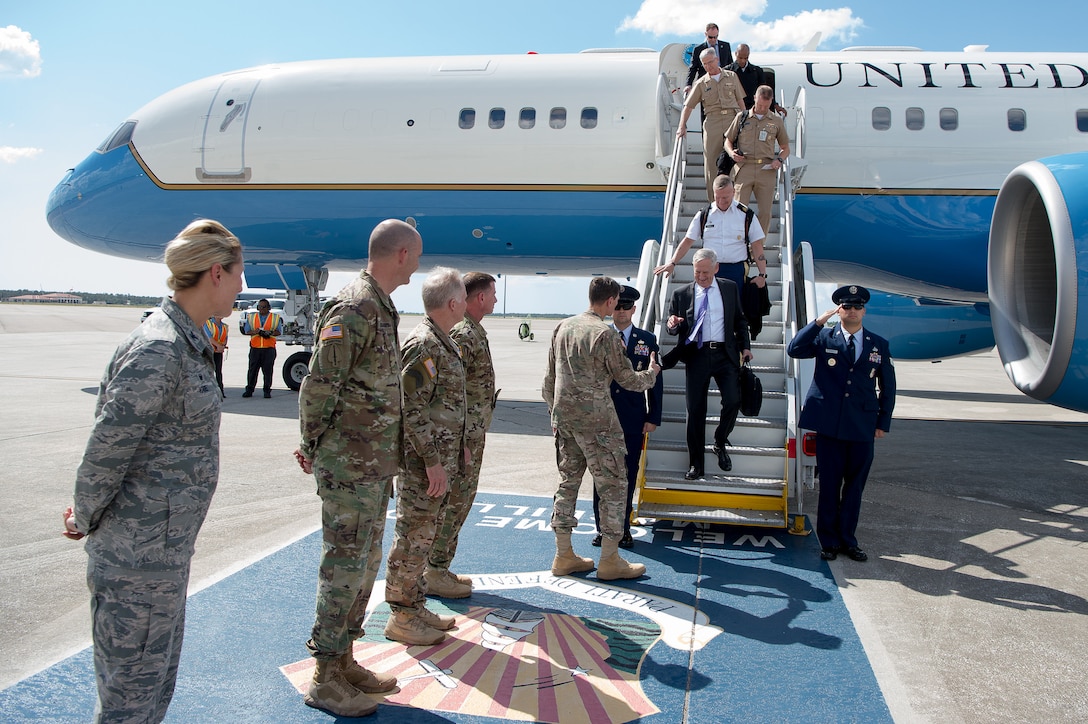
[847,334,856,364]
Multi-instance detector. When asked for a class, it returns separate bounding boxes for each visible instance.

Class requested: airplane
[45,43,1088,409]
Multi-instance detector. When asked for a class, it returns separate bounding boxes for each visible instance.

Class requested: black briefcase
[739,362,763,417]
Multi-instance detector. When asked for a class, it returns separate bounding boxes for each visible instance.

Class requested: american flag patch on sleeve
[320,324,343,341]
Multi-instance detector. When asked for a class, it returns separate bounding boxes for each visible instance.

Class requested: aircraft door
[200,73,261,180]
[788,87,807,192]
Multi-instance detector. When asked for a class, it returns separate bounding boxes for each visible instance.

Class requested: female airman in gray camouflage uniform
[63,220,243,723]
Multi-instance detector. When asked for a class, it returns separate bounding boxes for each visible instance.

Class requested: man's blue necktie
[694,289,708,348]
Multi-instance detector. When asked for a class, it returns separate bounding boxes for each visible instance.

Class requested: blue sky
[2,0,1084,313]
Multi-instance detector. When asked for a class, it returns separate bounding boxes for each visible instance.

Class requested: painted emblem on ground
[281,573,722,722]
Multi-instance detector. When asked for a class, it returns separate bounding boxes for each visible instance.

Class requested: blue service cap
[832,284,870,305]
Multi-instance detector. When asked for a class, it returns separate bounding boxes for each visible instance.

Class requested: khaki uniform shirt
[727,109,789,161]
[299,270,403,483]
[684,70,746,116]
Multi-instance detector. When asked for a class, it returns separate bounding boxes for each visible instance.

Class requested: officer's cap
[831,284,870,305]
[617,285,640,304]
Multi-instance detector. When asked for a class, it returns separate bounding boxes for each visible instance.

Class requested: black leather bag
[739,362,763,417]
[716,149,735,177]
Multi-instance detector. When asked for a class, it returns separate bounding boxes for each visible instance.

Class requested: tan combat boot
[597,538,646,581]
[339,652,397,694]
[551,531,595,576]
[416,605,457,631]
[424,566,472,599]
[384,609,447,646]
[304,657,378,717]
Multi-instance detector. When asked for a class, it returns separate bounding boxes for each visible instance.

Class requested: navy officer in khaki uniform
[787,285,896,562]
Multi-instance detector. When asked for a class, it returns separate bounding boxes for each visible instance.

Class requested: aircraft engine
[988,153,1088,412]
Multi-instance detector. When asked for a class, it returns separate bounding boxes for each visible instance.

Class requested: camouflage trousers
[429,433,486,571]
[552,427,628,541]
[307,477,392,660]
[87,558,189,724]
[385,469,444,613]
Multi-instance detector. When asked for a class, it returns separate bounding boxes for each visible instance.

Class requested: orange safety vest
[204,318,228,347]
[247,311,280,349]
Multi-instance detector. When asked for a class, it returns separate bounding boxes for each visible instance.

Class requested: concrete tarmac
[1,304,1086,722]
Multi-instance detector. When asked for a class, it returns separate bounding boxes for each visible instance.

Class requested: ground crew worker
[543,276,660,581]
[384,267,468,645]
[241,299,282,398]
[426,271,498,598]
[62,219,244,723]
[724,84,790,236]
[294,219,422,718]
[677,47,746,202]
[203,314,228,397]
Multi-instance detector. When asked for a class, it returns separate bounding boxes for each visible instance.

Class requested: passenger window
[489,108,505,129]
[458,108,476,130]
[550,107,567,129]
[939,108,958,131]
[871,107,891,131]
[580,107,598,129]
[905,107,925,130]
[1007,108,1027,132]
[1076,109,1088,132]
[519,108,536,129]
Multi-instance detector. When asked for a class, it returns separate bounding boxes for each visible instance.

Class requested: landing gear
[283,351,312,391]
[276,265,328,391]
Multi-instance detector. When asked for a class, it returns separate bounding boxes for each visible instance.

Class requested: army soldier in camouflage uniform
[542,277,661,581]
[384,267,468,645]
[62,220,244,724]
[294,219,422,718]
[425,271,498,599]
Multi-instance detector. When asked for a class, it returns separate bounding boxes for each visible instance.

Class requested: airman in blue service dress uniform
[591,286,664,548]
[787,285,896,562]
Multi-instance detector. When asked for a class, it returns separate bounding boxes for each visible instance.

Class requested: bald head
[369,219,421,260]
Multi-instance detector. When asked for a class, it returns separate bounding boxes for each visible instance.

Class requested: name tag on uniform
[705,223,715,229]
[825,348,838,354]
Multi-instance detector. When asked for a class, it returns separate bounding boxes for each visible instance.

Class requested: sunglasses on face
[840,304,865,310]
[615,301,634,311]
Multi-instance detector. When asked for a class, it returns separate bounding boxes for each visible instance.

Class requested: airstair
[631,44,817,530]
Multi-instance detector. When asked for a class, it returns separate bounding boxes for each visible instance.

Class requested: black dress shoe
[619,532,634,549]
[820,548,839,561]
[712,444,732,472]
[263,390,272,398]
[845,546,868,562]
[591,534,602,547]
[241,390,253,398]
[684,466,703,480]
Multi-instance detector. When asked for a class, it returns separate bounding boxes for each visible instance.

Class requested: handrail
[639,124,688,332]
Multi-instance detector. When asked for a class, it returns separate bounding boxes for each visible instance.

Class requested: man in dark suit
[723,44,786,115]
[787,285,896,563]
[665,249,752,480]
[685,23,734,94]
[591,286,664,549]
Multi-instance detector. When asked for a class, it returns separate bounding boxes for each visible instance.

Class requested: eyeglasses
[615,301,635,311]
[840,304,865,310]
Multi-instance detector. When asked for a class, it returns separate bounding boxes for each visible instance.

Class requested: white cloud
[0,25,42,78]
[0,146,44,163]
[620,0,862,50]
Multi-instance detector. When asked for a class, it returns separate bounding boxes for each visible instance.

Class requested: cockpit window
[96,121,136,154]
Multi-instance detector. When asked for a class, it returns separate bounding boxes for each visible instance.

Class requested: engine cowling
[988,153,1088,411]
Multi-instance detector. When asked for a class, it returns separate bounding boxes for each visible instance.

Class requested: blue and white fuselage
[45,44,1088,408]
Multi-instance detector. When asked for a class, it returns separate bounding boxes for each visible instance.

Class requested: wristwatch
[758,273,768,278]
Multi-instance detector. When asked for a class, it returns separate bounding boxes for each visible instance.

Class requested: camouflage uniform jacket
[542,311,657,432]
[450,314,496,440]
[299,271,403,482]
[401,316,467,477]
[73,296,222,571]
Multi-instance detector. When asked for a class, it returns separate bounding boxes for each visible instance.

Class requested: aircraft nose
[45,168,81,243]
